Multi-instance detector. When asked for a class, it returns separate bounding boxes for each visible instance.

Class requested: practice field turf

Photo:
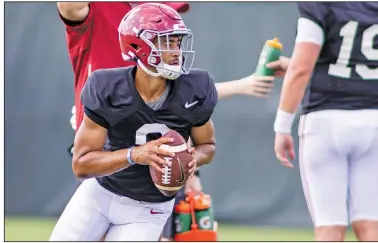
[5,217,357,241]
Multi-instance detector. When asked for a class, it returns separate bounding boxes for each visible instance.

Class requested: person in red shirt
[58,2,283,241]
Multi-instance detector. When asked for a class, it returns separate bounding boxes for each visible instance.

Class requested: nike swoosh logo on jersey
[185,101,198,108]
[176,158,185,184]
[150,209,164,215]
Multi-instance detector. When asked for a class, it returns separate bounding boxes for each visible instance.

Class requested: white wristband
[274,109,296,133]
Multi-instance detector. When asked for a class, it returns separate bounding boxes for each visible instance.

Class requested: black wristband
[194,170,200,177]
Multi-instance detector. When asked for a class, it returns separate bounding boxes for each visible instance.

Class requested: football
[149,130,192,197]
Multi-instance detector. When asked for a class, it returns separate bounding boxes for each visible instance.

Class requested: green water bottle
[174,201,192,234]
[255,37,283,77]
[194,193,214,230]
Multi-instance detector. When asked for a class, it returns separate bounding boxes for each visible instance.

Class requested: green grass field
[5,217,357,241]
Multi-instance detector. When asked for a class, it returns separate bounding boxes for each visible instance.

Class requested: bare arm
[273,17,323,168]
[278,43,321,113]
[57,2,89,22]
[278,17,324,114]
[190,119,216,167]
[274,17,324,134]
[215,80,244,100]
[72,115,131,179]
[215,75,275,100]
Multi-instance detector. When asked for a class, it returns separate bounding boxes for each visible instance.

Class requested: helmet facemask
[137,27,195,80]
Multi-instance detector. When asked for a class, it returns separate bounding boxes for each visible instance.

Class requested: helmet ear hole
[131,44,139,50]
[130,44,140,61]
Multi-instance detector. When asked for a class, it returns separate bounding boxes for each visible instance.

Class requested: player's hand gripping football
[274,132,295,168]
[131,137,175,173]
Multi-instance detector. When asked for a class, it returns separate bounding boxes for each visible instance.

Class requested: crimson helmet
[118,3,194,80]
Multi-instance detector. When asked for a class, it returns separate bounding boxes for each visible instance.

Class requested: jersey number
[135,123,170,145]
[328,21,378,80]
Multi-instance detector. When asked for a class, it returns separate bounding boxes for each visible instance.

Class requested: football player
[57,3,190,240]
[49,4,217,241]
[273,3,378,241]
[58,2,282,241]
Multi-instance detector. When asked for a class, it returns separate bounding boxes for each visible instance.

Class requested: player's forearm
[215,80,241,100]
[274,48,315,134]
[72,149,130,179]
[279,69,310,113]
[194,144,216,167]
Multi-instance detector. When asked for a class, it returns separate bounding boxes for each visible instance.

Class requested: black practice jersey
[298,3,378,114]
[81,66,218,202]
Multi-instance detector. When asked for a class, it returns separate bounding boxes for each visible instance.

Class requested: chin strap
[136,59,161,77]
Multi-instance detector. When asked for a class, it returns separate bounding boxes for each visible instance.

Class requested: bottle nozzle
[266,37,283,49]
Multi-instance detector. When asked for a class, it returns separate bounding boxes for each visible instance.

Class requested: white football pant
[298,109,378,227]
[49,178,174,241]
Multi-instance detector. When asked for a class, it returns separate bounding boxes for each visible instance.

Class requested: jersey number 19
[328,21,378,80]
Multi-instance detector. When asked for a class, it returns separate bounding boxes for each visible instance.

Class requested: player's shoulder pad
[297,3,329,28]
[177,68,218,127]
[81,67,135,125]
